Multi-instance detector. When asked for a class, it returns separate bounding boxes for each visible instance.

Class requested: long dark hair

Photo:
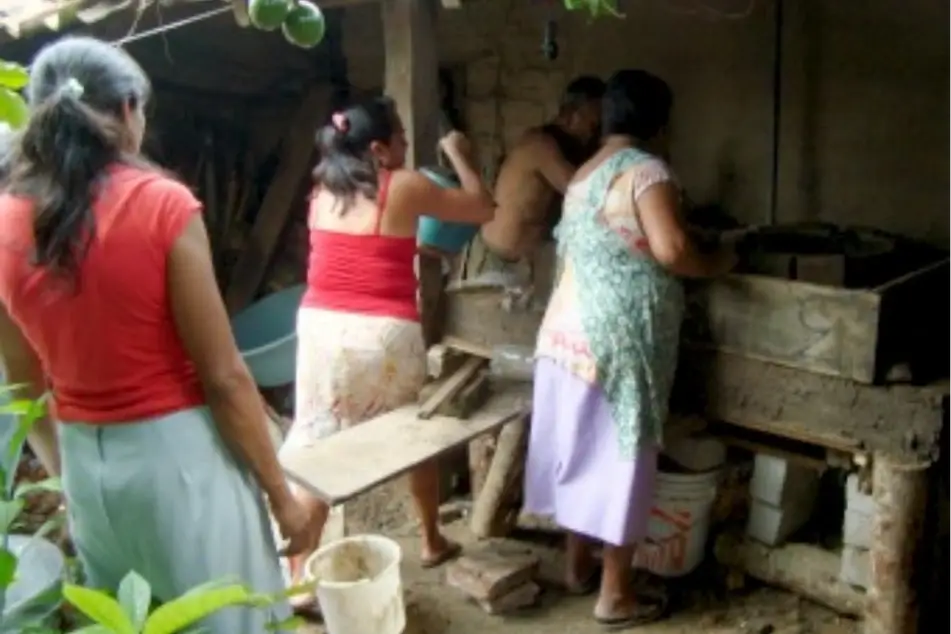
[602,69,673,141]
[313,97,397,212]
[6,36,151,275]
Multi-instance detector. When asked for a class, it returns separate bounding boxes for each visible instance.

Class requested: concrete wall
[342,0,948,245]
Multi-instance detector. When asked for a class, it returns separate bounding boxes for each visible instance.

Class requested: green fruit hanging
[282,1,327,49]
[248,0,292,31]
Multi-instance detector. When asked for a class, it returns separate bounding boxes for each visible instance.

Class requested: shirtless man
[457,76,606,288]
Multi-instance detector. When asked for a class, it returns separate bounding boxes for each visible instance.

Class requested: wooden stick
[470,416,529,539]
[865,456,929,634]
[418,356,485,420]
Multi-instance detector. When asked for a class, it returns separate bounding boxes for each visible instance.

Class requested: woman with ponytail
[0,36,321,633]
[281,97,495,610]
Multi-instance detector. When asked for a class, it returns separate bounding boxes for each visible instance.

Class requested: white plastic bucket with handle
[304,534,406,634]
[633,468,721,577]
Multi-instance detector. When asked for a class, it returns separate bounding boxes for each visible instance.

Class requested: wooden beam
[382,0,440,169]
[224,86,330,314]
[280,382,531,505]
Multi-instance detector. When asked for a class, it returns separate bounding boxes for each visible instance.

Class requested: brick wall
[341,0,948,244]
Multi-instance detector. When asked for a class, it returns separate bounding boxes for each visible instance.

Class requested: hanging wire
[111,4,231,46]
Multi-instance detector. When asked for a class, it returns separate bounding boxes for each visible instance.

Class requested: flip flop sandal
[595,589,669,631]
[420,541,462,569]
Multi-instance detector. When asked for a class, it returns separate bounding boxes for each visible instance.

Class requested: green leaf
[63,583,137,634]
[143,584,255,634]
[5,395,48,477]
[0,547,18,589]
[117,571,153,630]
[0,499,25,534]
[0,87,25,129]
[0,61,28,90]
[14,476,62,499]
[68,626,116,634]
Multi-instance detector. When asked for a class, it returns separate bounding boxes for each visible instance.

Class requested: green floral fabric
[554,148,685,457]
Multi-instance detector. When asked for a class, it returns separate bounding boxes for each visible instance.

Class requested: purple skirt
[523,358,658,547]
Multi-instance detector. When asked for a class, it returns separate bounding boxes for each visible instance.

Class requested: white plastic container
[633,468,721,577]
[304,534,406,634]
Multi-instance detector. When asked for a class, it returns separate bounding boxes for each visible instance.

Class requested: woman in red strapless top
[281,97,495,603]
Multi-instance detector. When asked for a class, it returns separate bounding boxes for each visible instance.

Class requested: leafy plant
[61,572,311,634]
[0,61,28,130]
[0,385,62,623]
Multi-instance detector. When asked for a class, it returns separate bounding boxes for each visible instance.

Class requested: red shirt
[302,171,420,322]
[0,164,205,423]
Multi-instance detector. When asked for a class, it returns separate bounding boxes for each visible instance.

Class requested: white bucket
[304,534,406,634]
[633,468,720,577]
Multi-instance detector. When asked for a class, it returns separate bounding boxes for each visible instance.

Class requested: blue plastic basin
[417,167,479,255]
[230,284,306,388]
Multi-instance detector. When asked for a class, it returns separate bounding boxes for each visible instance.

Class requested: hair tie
[59,77,85,100]
[331,112,349,134]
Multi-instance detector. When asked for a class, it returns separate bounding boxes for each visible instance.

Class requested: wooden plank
[281,382,531,505]
[418,355,485,419]
[673,351,947,464]
[682,274,881,384]
[444,288,543,352]
[224,86,330,314]
[383,0,440,170]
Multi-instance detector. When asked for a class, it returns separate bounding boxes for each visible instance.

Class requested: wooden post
[865,456,929,634]
[382,0,440,170]
[382,0,444,349]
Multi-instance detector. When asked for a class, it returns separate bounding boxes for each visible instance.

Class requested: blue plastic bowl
[418,167,479,254]
[230,284,306,388]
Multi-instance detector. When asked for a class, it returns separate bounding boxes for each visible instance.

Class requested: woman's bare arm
[0,305,60,476]
[637,181,736,278]
[167,215,295,511]
[395,169,495,225]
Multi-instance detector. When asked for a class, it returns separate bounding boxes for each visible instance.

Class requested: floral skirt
[282,307,427,450]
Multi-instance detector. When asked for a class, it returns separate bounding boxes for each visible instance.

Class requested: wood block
[281,383,530,505]
[478,581,541,615]
[444,541,540,602]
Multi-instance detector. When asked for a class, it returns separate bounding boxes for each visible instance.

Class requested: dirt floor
[299,517,859,634]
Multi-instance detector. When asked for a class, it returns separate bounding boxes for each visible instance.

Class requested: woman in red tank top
[282,98,495,604]
[0,36,321,631]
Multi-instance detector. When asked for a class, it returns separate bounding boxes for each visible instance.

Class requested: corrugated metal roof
[0,0,156,40]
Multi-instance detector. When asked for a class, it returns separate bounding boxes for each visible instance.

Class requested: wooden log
[865,456,929,634]
[714,533,865,617]
[224,87,331,313]
[470,417,529,539]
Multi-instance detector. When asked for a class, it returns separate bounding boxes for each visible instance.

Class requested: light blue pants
[59,407,292,633]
